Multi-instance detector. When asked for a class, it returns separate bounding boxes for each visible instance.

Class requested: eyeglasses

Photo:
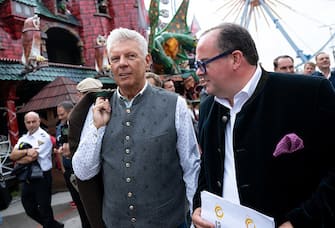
[194,49,234,74]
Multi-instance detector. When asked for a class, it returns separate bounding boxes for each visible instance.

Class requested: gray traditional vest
[101,85,186,227]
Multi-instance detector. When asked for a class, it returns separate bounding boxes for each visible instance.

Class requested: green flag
[148,0,160,52]
[159,0,191,35]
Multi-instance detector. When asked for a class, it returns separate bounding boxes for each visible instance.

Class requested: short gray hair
[106,28,148,57]
[57,101,74,112]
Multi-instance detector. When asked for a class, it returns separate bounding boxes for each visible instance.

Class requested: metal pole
[259,0,309,63]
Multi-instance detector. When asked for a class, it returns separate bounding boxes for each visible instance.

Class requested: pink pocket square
[273,133,304,157]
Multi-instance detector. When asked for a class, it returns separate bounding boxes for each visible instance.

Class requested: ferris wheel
[212,0,335,67]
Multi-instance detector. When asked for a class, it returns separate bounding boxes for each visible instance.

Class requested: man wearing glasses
[192,23,335,228]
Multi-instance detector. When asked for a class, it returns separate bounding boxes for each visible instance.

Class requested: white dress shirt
[215,65,262,204]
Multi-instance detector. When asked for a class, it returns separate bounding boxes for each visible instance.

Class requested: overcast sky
[146,0,335,71]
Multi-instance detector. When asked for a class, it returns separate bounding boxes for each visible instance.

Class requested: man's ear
[145,54,152,71]
[232,50,243,70]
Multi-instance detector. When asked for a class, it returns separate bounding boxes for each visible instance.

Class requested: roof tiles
[0,60,114,84]
[18,76,79,113]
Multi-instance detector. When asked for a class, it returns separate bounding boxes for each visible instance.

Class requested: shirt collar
[241,64,262,99]
[215,64,262,109]
[28,127,41,137]
[116,81,148,108]
[316,67,331,78]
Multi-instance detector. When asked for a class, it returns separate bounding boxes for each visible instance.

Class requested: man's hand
[16,148,38,164]
[54,143,71,158]
[61,143,71,158]
[27,148,38,160]
[93,97,111,129]
[192,207,215,228]
[279,221,293,228]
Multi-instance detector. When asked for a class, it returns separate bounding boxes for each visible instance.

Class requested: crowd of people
[272,51,335,80]
[5,22,335,228]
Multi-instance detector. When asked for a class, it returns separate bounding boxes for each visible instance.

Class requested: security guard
[10,111,63,228]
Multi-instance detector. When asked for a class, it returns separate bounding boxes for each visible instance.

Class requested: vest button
[125,148,130,154]
[129,205,134,210]
[131,217,136,223]
[125,135,130,140]
[127,192,133,197]
[126,121,131,127]
[125,162,131,168]
[126,109,131,114]
[126,177,131,183]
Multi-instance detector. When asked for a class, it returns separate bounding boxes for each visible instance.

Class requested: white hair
[106,28,148,57]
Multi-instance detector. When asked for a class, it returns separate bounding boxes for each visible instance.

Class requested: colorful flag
[190,15,201,35]
[148,0,160,51]
[137,0,149,29]
[159,0,191,35]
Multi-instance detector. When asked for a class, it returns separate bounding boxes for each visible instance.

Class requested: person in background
[198,76,208,104]
[10,111,64,228]
[303,61,316,75]
[183,75,199,100]
[312,52,335,87]
[273,54,295,73]
[145,71,162,87]
[54,101,74,174]
[162,78,176,92]
[76,77,104,100]
[54,101,91,228]
[72,27,200,227]
[192,22,335,228]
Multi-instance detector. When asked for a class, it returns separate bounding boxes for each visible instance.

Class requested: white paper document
[201,191,275,228]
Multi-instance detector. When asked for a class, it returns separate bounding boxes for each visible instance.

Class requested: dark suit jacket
[193,70,335,228]
[312,70,335,88]
[68,92,105,228]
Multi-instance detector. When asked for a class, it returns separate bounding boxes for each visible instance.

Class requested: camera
[60,124,69,144]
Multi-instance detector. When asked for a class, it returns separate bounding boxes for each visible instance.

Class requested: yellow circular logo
[214,205,224,219]
[245,218,256,228]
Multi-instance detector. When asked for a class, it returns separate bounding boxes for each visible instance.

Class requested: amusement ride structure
[214,0,335,67]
